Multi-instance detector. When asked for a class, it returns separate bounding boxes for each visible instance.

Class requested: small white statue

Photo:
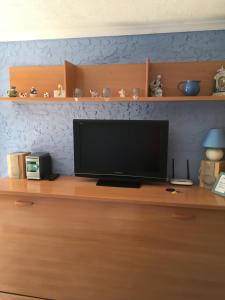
[150,74,163,96]
[19,92,27,98]
[54,84,65,97]
[118,88,126,98]
[57,84,63,96]
[90,89,98,97]
[43,92,49,98]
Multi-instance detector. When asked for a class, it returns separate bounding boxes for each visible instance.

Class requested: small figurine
[58,84,63,96]
[19,92,28,98]
[57,84,63,96]
[30,87,37,97]
[43,92,49,98]
[54,84,65,97]
[118,88,126,98]
[150,74,163,97]
[7,86,18,97]
[213,65,225,96]
[90,89,98,97]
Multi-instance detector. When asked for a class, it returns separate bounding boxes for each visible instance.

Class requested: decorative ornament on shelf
[118,88,126,98]
[7,86,18,97]
[73,88,83,102]
[30,87,37,97]
[74,88,83,98]
[19,92,28,98]
[54,84,65,97]
[202,128,225,161]
[132,88,140,100]
[90,89,98,97]
[177,80,200,96]
[102,87,111,99]
[43,92,49,98]
[213,65,225,96]
[150,74,163,96]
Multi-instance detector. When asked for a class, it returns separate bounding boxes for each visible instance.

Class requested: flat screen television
[73,119,169,187]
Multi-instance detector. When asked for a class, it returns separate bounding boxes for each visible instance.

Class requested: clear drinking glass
[73,88,83,98]
[102,87,111,98]
[132,88,140,100]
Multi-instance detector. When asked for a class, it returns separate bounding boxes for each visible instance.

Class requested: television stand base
[96,178,142,188]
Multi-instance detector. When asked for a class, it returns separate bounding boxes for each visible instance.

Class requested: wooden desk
[0,177,224,300]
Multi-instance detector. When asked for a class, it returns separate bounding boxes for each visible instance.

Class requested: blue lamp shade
[203,128,225,148]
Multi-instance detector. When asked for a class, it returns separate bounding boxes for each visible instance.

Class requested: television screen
[73,120,168,186]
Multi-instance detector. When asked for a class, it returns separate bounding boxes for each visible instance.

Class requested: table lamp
[202,128,225,161]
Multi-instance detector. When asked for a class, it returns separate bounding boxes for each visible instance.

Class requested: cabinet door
[135,205,225,300]
[0,195,225,300]
[0,195,59,299]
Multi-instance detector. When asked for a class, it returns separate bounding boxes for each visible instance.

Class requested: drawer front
[0,195,225,300]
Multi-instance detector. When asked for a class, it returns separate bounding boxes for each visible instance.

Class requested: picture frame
[212,172,225,197]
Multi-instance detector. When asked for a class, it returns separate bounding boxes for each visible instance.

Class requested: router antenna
[172,159,175,179]
[187,159,190,180]
[170,159,193,186]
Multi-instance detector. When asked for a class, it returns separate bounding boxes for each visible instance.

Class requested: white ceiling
[0,0,225,41]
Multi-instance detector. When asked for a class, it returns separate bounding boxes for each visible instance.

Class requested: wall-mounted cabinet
[8,60,149,98]
[9,64,66,98]
[1,59,225,102]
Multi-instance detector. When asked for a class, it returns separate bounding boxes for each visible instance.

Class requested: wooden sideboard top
[0,176,224,210]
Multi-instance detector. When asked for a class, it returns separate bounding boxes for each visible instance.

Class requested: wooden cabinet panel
[7,59,225,101]
[0,195,224,300]
[0,291,49,300]
[9,66,65,98]
[0,293,32,300]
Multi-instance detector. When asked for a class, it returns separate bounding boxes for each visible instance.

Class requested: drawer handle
[172,212,196,221]
[15,199,34,207]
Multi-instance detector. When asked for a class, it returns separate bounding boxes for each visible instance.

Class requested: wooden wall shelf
[9,60,149,98]
[4,59,225,102]
[1,95,225,103]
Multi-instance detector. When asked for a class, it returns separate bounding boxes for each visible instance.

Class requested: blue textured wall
[0,30,225,181]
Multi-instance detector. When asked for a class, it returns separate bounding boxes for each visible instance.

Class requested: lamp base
[199,160,225,189]
[205,149,224,161]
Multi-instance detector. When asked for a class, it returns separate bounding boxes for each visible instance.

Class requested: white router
[170,159,193,186]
